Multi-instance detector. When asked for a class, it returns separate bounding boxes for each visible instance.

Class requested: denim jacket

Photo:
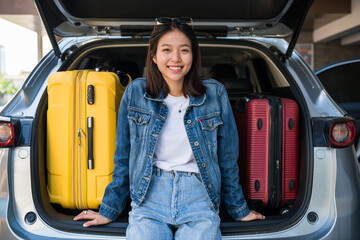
[99,78,250,221]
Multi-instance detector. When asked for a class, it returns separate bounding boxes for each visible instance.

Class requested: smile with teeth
[168,66,183,71]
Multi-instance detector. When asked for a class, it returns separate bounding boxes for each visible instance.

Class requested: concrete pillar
[34,15,44,60]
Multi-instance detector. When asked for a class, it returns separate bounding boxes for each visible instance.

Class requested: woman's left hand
[74,210,112,227]
[239,210,265,221]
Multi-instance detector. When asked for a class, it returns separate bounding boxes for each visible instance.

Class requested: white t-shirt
[153,94,199,173]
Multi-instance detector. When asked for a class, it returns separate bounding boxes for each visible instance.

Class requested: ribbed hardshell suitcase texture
[237,98,270,206]
[235,96,299,208]
[47,70,127,209]
[281,98,299,203]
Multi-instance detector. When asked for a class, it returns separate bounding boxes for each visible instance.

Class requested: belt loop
[156,167,161,176]
[188,172,191,176]
[153,165,160,176]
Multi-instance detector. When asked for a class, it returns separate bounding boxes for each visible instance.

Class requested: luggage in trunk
[46,70,129,209]
[235,95,299,210]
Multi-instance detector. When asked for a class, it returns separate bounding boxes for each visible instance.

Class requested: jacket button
[201,163,206,168]
[194,141,199,146]
[187,120,192,124]
[137,116,142,123]
[208,184,212,189]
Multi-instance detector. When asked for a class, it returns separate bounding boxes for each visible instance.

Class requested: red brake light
[329,121,356,148]
[0,122,15,147]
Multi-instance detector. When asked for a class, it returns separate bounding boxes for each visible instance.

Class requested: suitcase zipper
[75,71,82,209]
[268,97,276,208]
[272,97,283,208]
[77,126,86,209]
[72,71,80,209]
[267,97,283,209]
[276,98,284,208]
[78,128,85,146]
[77,70,89,210]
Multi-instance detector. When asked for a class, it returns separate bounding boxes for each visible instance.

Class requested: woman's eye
[162,48,170,52]
[181,49,190,53]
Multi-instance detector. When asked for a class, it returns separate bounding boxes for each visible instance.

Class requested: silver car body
[1,0,360,238]
[1,35,360,239]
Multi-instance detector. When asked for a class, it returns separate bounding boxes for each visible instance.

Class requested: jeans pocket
[192,173,203,185]
[191,174,219,215]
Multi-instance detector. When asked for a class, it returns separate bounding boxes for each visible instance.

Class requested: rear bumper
[3,146,360,239]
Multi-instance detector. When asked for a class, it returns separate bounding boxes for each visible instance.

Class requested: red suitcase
[235,95,299,210]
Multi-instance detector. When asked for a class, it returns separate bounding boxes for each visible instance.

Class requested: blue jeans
[126,166,221,240]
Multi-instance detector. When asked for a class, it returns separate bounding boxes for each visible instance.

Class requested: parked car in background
[315,58,360,162]
[0,0,359,239]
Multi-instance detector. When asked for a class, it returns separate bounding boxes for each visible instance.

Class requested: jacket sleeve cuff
[228,204,251,221]
[99,203,122,221]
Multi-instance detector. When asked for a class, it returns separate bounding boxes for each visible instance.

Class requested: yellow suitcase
[47,70,131,209]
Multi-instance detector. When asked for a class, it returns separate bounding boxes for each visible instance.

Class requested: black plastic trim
[312,115,355,147]
[0,117,33,147]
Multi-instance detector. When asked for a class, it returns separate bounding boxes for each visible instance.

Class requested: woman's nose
[171,50,181,62]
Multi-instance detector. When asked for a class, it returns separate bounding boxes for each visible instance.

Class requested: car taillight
[329,121,356,148]
[0,121,15,147]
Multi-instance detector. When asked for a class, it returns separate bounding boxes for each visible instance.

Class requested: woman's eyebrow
[160,43,191,47]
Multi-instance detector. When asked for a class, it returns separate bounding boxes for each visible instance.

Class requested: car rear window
[317,61,360,103]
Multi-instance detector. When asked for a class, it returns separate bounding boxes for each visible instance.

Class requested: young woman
[74,17,264,239]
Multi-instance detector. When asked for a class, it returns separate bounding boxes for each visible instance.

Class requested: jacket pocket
[199,114,223,146]
[128,110,151,142]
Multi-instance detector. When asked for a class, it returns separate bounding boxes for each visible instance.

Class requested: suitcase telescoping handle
[87,117,94,169]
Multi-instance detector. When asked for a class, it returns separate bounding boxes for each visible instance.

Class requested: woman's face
[153,29,193,86]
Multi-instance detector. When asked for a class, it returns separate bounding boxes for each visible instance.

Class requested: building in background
[295,44,314,69]
[0,45,5,73]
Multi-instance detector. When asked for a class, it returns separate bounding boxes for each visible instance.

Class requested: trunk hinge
[270,46,287,63]
[61,45,79,62]
[93,26,111,38]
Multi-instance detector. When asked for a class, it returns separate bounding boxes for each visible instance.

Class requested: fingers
[74,210,96,221]
[239,210,265,221]
[83,218,99,227]
[73,210,112,227]
[252,210,265,220]
[83,214,112,227]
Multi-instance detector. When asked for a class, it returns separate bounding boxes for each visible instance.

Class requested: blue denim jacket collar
[143,91,206,107]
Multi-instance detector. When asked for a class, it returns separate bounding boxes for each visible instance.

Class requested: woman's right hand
[74,210,112,227]
[239,210,265,221]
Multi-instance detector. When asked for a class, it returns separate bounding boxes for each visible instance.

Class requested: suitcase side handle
[87,117,94,169]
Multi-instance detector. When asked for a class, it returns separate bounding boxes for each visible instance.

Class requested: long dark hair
[145,21,206,98]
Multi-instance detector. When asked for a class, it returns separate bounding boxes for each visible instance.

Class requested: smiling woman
[73,18,263,239]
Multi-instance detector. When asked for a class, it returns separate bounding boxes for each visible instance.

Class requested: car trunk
[32,37,311,236]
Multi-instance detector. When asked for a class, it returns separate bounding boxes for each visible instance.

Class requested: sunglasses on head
[155,17,193,26]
